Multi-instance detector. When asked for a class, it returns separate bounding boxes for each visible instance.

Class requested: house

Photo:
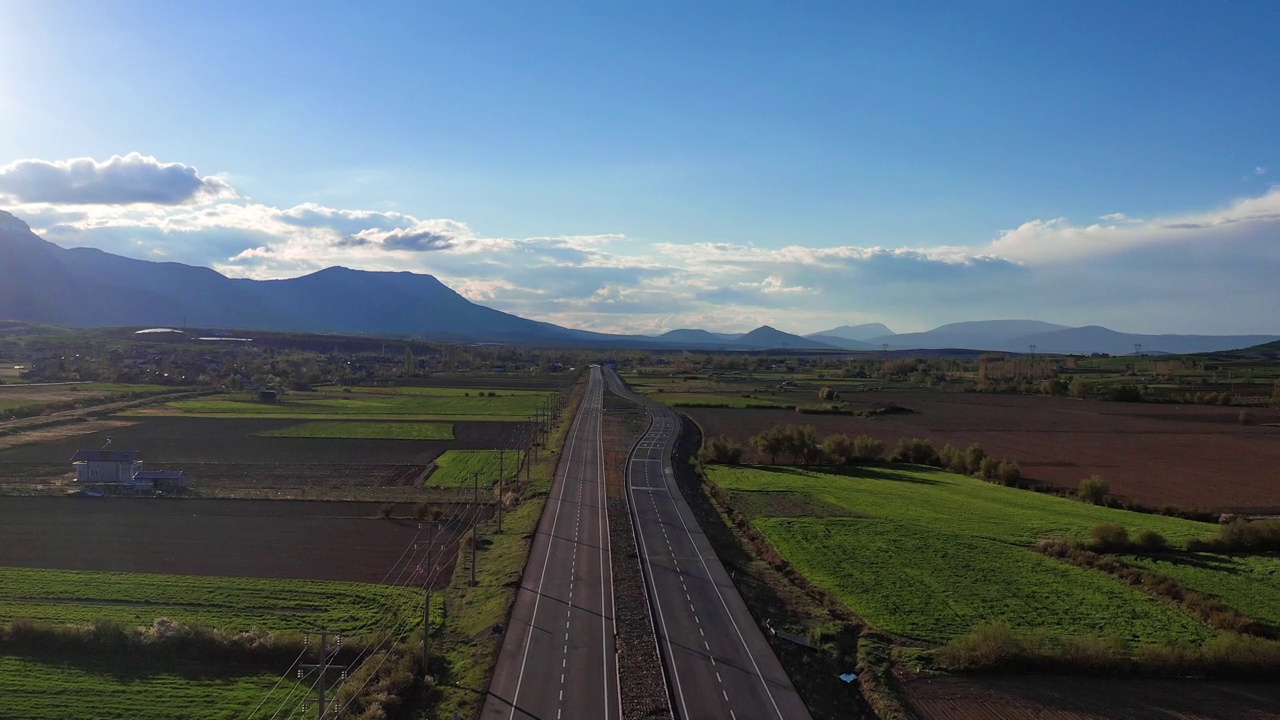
[71,450,142,484]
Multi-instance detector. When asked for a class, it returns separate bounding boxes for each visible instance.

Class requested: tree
[752,426,787,465]
[891,438,940,466]
[822,434,855,465]
[963,443,987,476]
[852,435,884,462]
[818,386,839,402]
[1069,377,1094,399]
[997,461,1022,486]
[700,435,746,465]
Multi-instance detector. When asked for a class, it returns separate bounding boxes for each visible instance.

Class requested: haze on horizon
[1,1,1277,337]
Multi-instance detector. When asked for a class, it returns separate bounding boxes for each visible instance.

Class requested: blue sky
[1,1,1277,335]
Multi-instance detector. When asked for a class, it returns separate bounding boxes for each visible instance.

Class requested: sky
[1,1,1277,336]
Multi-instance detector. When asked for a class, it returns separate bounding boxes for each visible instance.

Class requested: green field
[429,450,526,487]
[255,420,454,440]
[134,386,549,421]
[0,567,427,637]
[708,465,1220,644]
[1127,553,1280,628]
[0,655,308,720]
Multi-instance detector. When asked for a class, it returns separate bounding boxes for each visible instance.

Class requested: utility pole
[497,449,505,534]
[299,631,346,720]
[423,520,434,679]
[471,471,479,586]
[1029,344,1037,358]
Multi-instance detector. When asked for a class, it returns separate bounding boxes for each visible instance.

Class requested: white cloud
[1256,166,1267,176]
[0,153,235,205]
[6,153,1280,336]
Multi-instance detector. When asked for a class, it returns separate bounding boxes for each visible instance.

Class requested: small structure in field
[71,450,142,484]
[70,450,188,496]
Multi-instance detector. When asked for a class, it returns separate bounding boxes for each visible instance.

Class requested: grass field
[1126,552,1280,628]
[134,386,549,421]
[0,655,308,720]
[255,420,454,441]
[0,382,180,414]
[0,567,429,637]
[428,449,526,487]
[708,464,1220,644]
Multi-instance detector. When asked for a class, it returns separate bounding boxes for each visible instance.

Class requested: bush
[821,434,854,464]
[379,503,395,519]
[978,456,1000,481]
[890,438,940,466]
[1078,475,1110,505]
[1134,529,1169,552]
[938,443,964,474]
[1089,523,1130,552]
[932,623,1043,671]
[963,443,986,475]
[700,435,746,465]
[853,435,884,462]
[997,460,1022,486]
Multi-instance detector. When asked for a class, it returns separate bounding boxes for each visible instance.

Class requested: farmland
[1126,552,1280,629]
[255,420,454,440]
[706,464,1218,643]
[0,655,309,720]
[428,449,526,487]
[134,385,550,421]
[0,382,183,417]
[0,566,425,637]
[685,388,1280,511]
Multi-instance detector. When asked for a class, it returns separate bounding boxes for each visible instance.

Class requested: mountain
[804,334,876,350]
[869,320,1073,351]
[734,326,839,350]
[805,323,895,342]
[1008,326,1280,356]
[0,210,626,345]
[653,329,742,346]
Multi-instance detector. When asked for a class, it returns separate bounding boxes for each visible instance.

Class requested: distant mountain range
[2,209,1276,354]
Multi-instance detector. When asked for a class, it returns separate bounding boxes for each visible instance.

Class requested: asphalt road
[483,367,620,720]
[606,369,812,720]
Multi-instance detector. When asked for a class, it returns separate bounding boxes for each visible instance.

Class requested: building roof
[70,450,142,463]
[133,470,185,480]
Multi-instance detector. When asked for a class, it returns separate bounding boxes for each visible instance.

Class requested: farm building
[71,450,142,484]
[70,450,188,495]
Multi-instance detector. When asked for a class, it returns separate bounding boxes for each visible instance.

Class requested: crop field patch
[756,516,1210,643]
[0,497,464,587]
[688,389,1280,511]
[1126,552,1280,628]
[0,382,179,415]
[708,465,1222,643]
[428,450,526,487]
[136,386,551,421]
[904,675,1280,720]
[0,567,424,637]
[255,420,454,441]
[0,655,308,720]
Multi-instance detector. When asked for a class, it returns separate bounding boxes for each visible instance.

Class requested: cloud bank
[0,153,234,205]
[3,153,1278,336]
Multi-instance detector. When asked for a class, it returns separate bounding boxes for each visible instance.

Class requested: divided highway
[483,367,620,720]
[606,369,811,720]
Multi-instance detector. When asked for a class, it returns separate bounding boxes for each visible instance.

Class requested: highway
[606,369,812,720]
[482,367,620,720]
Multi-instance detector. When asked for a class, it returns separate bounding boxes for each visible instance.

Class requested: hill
[805,323,895,342]
[734,326,838,350]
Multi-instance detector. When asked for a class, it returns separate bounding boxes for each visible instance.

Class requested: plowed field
[905,675,1280,720]
[687,391,1280,511]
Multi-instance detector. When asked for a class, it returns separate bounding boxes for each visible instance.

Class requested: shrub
[1238,409,1252,425]
[997,460,1022,486]
[379,503,395,519]
[852,435,883,462]
[817,386,839,401]
[700,435,746,465]
[1078,474,1110,505]
[822,434,854,464]
[1134,529,1169,552]
[1217,519,1280,552]
[963,443,986,475]
[890,438,939,466]
[978,456,1000,481]
[938,443,964,473]
[1089,523,1130,552]
[932,623,1043,671]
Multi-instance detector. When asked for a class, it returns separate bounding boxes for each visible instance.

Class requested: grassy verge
[429,380,585,719]
[255,420,454,440]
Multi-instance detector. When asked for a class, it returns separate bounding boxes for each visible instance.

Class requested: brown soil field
[904,675,1280,720]
[0,417,527,493]
[686,390,1280,512]
[0,496,478,587]
[0,418,136,451]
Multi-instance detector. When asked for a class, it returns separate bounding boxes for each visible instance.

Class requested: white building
[71,450,142,484]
